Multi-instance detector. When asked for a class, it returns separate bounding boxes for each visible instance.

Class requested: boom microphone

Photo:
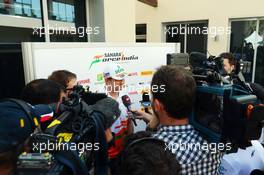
[82,97,121,129]
[82,92,108,105]
[189,52,207,69]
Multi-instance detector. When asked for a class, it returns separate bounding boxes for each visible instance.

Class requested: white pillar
[41,0,50,42]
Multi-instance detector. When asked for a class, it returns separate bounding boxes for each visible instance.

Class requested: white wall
[0,14,42,28]
[103,0,135,42]
[136,0,264,55]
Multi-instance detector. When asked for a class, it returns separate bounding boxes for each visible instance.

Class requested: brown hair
[48,70,76,89]
[21,79,65,105]
[151,65,196,119]
[220,52,236,66]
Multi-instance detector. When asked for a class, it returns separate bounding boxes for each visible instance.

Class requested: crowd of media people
[0,52,264,175]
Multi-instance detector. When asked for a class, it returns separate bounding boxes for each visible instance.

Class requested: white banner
[22,43,179,110]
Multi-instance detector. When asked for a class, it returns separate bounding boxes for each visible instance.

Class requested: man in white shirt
[103,63,133,175]
[219,140,264,175]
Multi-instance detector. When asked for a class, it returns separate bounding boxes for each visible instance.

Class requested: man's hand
[132,110,153,123]
[133,110,159,129]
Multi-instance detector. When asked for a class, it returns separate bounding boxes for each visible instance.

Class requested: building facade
[136,0,264,84]
[0,0,135,99]
[0,0,135,42]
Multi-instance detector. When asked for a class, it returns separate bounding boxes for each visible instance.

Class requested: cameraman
[48,70,77,96]
[20,79,66,130]
[103,64,133,175]
[220,52,264,102]
[21,79,66,105]
[135,65,222,174]
[220,52,245,82]
[0,100,53,175]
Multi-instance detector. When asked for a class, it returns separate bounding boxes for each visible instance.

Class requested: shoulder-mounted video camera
[167,52,264,150]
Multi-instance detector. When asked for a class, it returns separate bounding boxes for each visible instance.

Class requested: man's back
[154,124,222,175]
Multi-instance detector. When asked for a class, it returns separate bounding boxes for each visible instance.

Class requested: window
[136,24,147,42]
[230,20,257,82]
[165,21,208,54]
[48,0,75,23]
[255,20,264,85]
[0,0,41,18]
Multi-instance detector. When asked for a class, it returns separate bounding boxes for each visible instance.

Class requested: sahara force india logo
[89,52,139,69]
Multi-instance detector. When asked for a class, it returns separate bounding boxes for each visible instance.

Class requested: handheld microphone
[121,95,137,126]
[250,169,264,175]
[140,92,151,114]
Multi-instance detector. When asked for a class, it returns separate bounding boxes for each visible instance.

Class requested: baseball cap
[0,99,54,153]
[103,64,126,80]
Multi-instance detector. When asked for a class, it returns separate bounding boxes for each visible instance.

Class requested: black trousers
[109,157,121,175]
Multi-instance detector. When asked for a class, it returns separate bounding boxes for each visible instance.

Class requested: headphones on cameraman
[1,98,39,131]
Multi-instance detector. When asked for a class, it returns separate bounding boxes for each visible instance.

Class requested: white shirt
[219,140,264,175]
[107,92,129,134]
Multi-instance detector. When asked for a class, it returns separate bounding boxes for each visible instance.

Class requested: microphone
[189,52,207,69]
[82,92,108,105]
[121,95,137,126]
[167,53,189,66]
[81,97,121,129]
[140,92,151,114]
[250,169,264,175]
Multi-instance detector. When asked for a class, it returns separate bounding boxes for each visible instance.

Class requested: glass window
[58,2,66,21]
[0,0,41,18]
[48,0,75,23]
[230,20,257,82]
[186,23,208,54]
[166,24,185,53]
[66,4,73,22]
[166,22,208,54]
[136,24,147,42]
[31,0,41,18]
[255,20,264,86]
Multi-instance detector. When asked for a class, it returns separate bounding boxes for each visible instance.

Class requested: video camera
[168,52,264,150]
[189,52,227,84]
[17,86,118,175]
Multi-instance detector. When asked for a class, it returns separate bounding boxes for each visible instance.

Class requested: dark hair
[151,65,196,119]
[120,131,180,175]
[0,151,17,171]
[0,144,24,173]
[123,131,152,147]
[20,79,65,105]
[48,70,77,89]
[220,52,236,66]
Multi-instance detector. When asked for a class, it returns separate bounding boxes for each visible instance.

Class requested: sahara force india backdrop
[28,43,178,110]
